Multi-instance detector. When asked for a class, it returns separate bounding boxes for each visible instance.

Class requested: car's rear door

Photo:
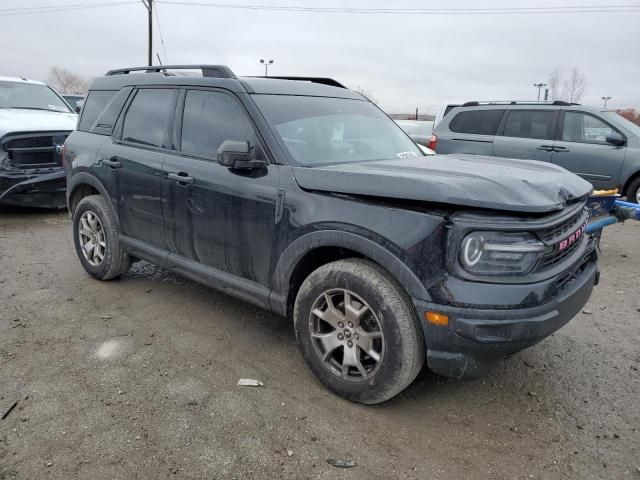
[434,108,504,156]
[551,110,627,189]
[492,109,559,162]
[103,87,178,248]
[161,87,279,289]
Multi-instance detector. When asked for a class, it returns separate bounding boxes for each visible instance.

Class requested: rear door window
[78,90,116,132]
[121,88,177,148]
[449,109,504,135]
[502,110,556,140]
[180,89,255,159]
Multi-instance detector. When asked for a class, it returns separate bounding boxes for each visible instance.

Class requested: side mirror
[74,105,81,113]
[606,132,625,147]
[217,140,266,170]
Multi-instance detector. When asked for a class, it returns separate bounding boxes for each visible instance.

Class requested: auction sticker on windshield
[397,151,419,159]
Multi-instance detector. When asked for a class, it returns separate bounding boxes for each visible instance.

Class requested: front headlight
[459,231,545,276]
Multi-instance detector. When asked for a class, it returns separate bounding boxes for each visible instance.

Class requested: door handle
[103,156,122,168]
[553,146,570,153]
[536,145,554,152]
[167,172,194,185]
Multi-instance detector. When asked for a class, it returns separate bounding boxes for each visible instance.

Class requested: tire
[72,194,131,280]
[626,177,640,204]
[293,259,425,404]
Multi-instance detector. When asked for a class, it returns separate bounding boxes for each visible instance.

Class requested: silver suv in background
[433,101,640,203]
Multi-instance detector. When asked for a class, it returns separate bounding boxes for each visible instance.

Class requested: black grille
[540,209,584,243]
[2,133,69,168]
[536,205,589,272]
[541,237,582,269]
[5,136,55,149]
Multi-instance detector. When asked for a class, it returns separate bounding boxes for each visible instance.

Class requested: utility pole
[142,0,153,66]
[533,83,547,102]
[260,59,274,76]
[601,96,612,109]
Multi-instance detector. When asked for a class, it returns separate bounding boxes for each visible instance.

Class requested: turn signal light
[425,311,449,326]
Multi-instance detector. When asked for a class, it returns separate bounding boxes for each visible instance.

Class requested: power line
[2,1,638,17]
[0,2,138,17]
[154,2,169,63]
[156,1,640,15]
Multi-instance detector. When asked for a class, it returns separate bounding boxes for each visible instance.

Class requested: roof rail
[257,76,346,88]
[105,65,236,78]
[461,100,580,107]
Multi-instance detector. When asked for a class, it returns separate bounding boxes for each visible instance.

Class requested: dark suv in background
[433,101,640,203]
[64,66,597,404]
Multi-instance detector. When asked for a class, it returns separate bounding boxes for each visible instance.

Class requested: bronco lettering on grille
[558,222,587,251]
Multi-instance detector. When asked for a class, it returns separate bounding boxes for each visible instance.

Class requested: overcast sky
[2,0,639,113]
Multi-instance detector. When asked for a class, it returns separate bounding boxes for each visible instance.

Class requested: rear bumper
[413,259,598,379]
[0,168,66,209]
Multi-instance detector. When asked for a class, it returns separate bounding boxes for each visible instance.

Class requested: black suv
[64,65,598,404]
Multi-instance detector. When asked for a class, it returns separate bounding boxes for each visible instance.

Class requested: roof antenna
[156,53,169,75]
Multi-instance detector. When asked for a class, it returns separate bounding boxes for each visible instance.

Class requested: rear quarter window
[449,109,504,135]
[78,91,117,132]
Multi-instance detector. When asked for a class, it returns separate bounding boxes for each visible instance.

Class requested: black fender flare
[272,230,431,306]
[67,172,116,220]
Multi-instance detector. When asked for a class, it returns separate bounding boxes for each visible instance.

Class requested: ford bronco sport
[64,65,598,404]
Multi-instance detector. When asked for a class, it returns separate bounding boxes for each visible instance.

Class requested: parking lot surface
[1,207,638,479]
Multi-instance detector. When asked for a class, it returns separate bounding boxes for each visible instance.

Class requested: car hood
[0,109,77,137]
[292,154,592,213]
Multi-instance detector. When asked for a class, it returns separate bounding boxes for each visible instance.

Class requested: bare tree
[547,67,587,103]
[355,86,378,104]
[564,67,586,103]
[47,67,88,94]
[548,69,562,101]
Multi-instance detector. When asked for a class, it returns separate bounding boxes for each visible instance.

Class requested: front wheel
[626,177,640,204]
[294,259,425,404]
[72,195,132,280]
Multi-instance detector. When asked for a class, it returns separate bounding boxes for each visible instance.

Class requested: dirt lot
[0,207,638,480]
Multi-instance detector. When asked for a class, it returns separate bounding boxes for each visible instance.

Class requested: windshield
[600,111,640,137]
[254,95,421,166]
[0,81,72,113]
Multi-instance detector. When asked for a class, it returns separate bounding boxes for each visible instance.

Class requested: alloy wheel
[78,210,107,266]
[309,288,384,381]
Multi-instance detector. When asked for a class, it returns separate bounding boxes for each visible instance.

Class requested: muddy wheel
[72,195,131,280]
[294,259,425,404]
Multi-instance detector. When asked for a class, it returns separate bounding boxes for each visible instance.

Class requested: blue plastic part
[614,199,640,210]
[585,216,619,233]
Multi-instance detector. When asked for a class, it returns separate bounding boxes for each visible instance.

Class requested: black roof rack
[461,100,580,107]
[257,76,346,88]
[105,64,236,79]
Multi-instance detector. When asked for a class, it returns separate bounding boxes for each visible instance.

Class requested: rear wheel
[72,195,131,280]
[626,177,640,204]
[294,259,425,404]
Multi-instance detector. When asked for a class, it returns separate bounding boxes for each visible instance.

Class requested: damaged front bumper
[0,168,67,208]
[0,131,70,209]
[413,253,598,379]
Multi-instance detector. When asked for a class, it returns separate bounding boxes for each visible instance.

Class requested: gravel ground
[0,207,638,480]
